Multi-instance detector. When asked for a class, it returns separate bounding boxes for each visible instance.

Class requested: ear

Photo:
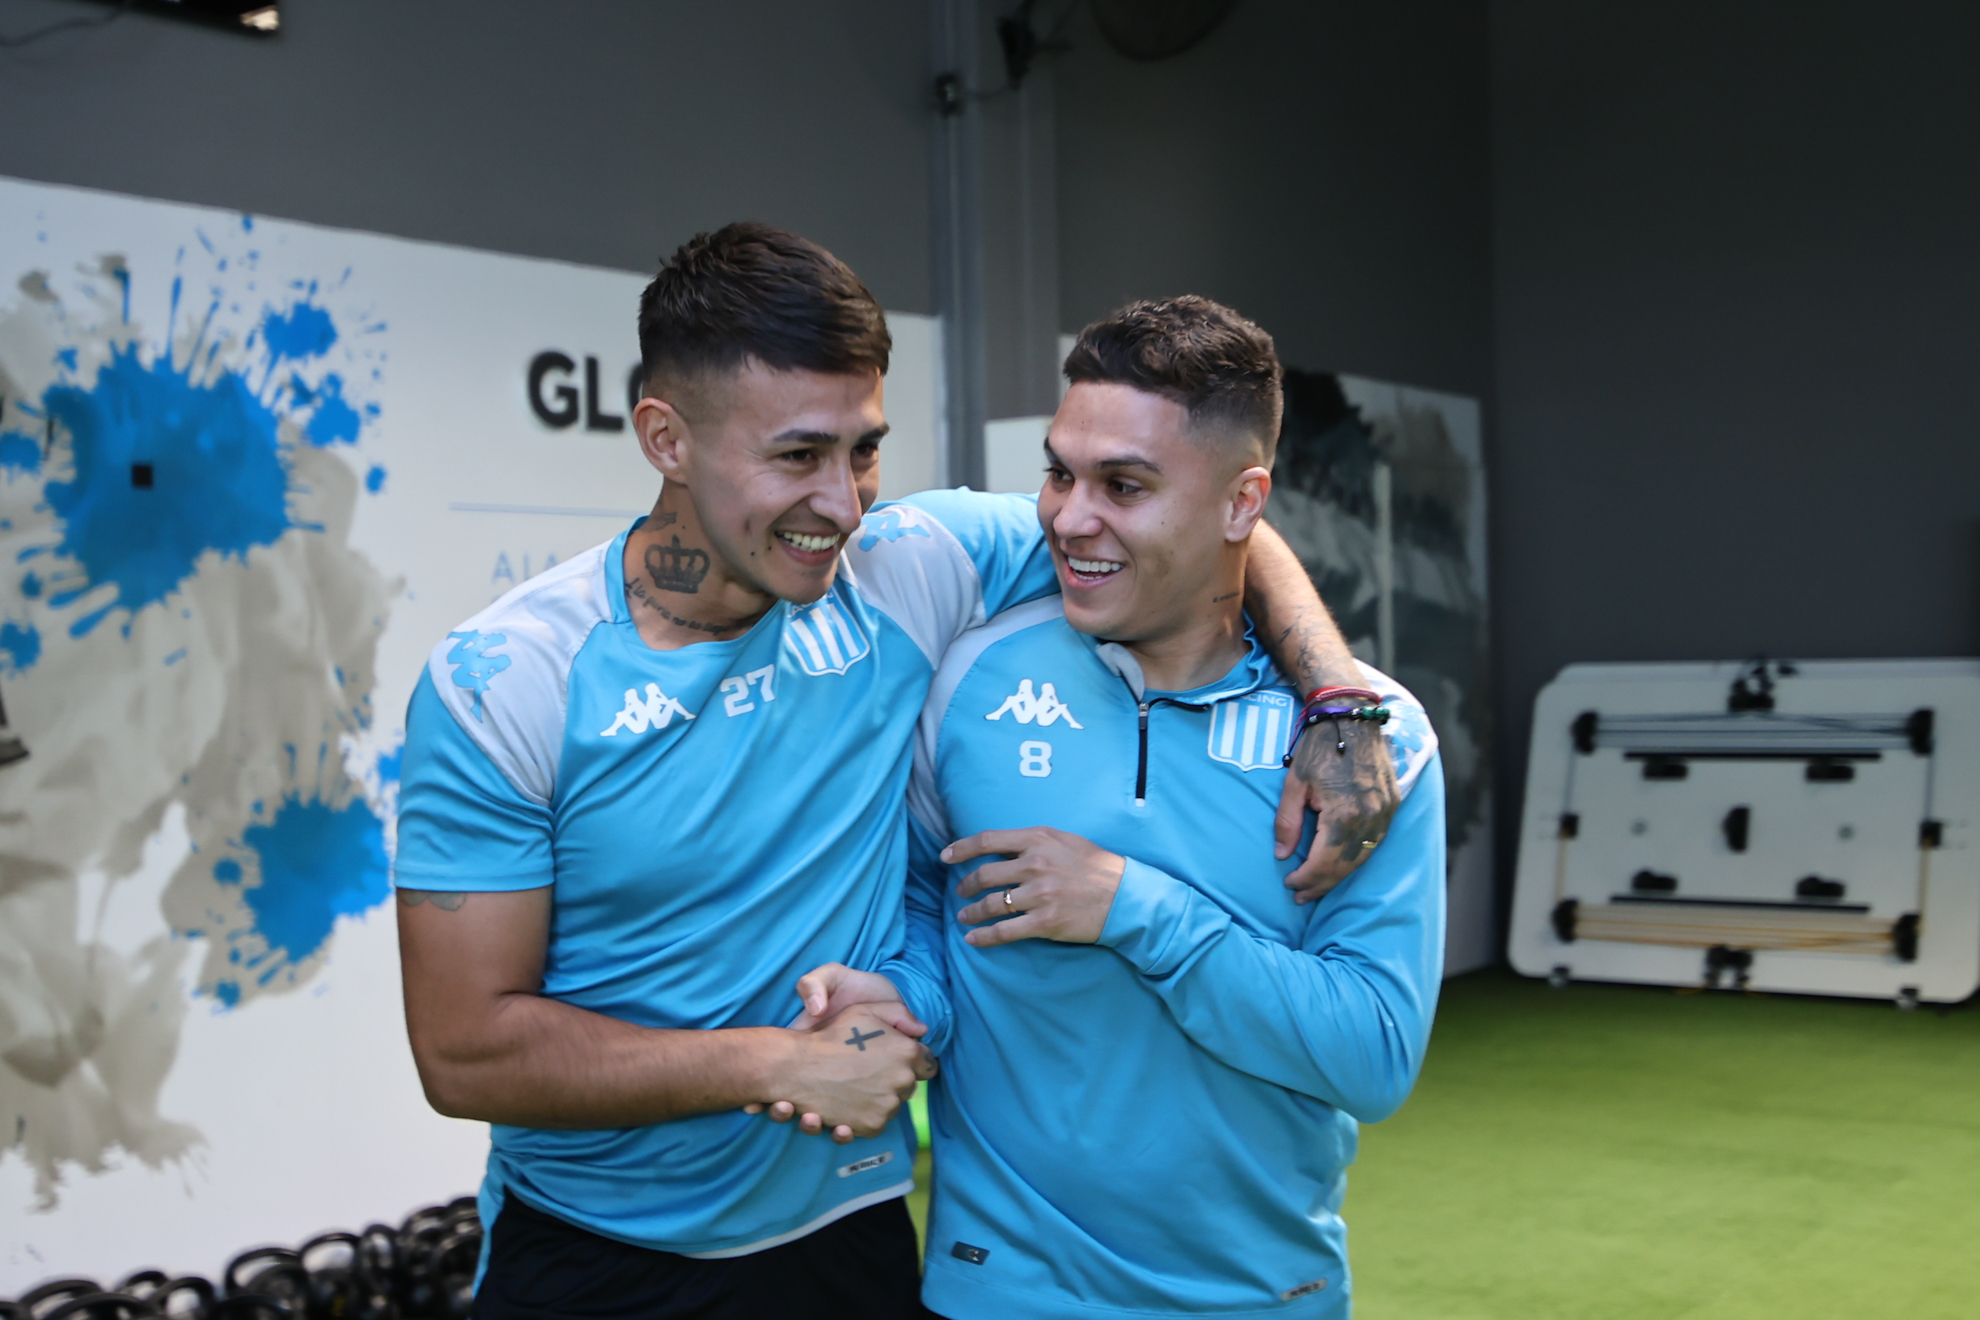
[1225,465,1272,542]
[634,393,694,480]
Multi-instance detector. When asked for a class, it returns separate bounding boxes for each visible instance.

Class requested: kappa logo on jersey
[445,630,511,721]
[1207,689,1294,771]
[600,682,697,737]
[784,597,871,676]
[857,508,932,551]
[985,679,1084,728]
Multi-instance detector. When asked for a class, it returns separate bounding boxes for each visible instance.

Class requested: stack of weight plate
[0,1198,481,1320]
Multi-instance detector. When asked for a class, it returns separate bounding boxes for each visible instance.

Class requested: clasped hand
[749,829,1123,1140]
[743,998,935,1146]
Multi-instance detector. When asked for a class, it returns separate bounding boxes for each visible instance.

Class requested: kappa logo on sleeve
[984,679,1083,728]
[784,598,871,676]
[1207,689,1294,771]
[599,683,696,737]
[857,508,932,551]
[445,630,511,722]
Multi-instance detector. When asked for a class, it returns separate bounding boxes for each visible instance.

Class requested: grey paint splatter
[0,242,398,1206]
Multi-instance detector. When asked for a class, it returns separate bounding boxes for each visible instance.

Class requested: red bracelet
[1306,685,1379,705]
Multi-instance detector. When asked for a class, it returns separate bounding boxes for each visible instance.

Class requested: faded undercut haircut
[1063,296,1284,465]
[638,222,891,412]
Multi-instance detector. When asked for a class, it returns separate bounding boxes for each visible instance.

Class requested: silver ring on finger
[1003,888,1017,912]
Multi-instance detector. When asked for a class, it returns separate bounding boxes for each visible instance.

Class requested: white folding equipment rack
[1508,659,1979,1006]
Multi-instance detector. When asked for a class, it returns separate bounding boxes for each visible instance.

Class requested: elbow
[1339,1082,1413,1125]
[407,1027,495,1122]
[418,1068,481,1122]
[1334,1047,1427,1124]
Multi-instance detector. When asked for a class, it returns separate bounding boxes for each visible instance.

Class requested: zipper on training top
[1115,676,1208,806]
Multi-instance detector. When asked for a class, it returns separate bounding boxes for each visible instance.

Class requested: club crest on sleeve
[783,597,872,676]
[985,679,1083,728]
[600,683,696,737]
[1207,689,1294,771]
[445,629,511,721]
[857,508,932,551]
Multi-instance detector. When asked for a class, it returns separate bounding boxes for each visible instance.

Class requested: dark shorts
[473,1193,932,1320]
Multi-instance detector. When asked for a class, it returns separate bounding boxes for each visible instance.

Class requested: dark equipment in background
[0,1198,480,1320]
[1088,0,1239,60]
[940,0,1239,113]
[0,680,27,767]
[100,1,276,34]
[0,1,276,48]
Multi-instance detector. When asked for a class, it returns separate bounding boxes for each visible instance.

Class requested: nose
[1050,477,1105,544]
[810,451,865,535]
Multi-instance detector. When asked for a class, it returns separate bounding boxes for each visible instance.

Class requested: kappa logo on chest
[783,597,871,676]
[600,683,696,737]
[1207,689,1294,771]
[984,678,1083,728]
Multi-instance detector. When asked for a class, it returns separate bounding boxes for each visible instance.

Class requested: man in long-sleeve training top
[796,296,1446,1320]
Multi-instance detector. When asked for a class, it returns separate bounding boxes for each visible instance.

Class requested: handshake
[744,965,932,1145]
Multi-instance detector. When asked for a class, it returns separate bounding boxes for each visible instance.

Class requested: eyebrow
[768,423,890,447]
[1043,438,1162,474]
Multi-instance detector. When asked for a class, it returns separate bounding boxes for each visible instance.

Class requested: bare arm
[397,887,928,1136]
[1245,522,1401,901]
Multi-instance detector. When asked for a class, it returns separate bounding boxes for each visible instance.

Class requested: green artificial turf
[1346,969,1980,1320]
[903,969,1979,1315]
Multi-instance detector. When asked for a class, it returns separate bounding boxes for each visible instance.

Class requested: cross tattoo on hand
[844,1027,884,1051]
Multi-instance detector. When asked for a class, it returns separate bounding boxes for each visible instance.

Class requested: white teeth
[778,531,839,553]
[1068,557,1124,574]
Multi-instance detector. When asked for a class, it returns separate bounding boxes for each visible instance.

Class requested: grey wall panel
[1490,1,1980,900]
[0,0,936,311]
[1054,0,1494,400]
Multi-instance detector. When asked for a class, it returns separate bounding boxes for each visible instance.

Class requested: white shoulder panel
[1354,660,1441,801]
[907,597,1068,840]
[422,542,613,806]
[839,503,986,667]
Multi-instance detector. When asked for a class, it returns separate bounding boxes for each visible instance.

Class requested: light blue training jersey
[393,491,1055,1258]
[899,597,1446,1320]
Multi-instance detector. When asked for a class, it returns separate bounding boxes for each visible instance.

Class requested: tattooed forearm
[399,889,467,910]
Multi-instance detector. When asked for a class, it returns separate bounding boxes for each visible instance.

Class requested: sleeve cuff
[878,957,954,1056]
[1097,857,1224,977]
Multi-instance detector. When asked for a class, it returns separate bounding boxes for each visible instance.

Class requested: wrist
[1305,684,1379,704]
[738,1026,805,1105]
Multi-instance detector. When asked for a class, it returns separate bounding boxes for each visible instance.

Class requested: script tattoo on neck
[398,890,466,911]
[645,535,711,594]
[625,577,742,636]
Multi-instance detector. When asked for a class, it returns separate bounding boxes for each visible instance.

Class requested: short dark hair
[638,223,891,405]
[1063,296,1283,463]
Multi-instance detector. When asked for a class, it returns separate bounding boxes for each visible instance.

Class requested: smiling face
[639,359,886,606]
[1038,381,1271,647]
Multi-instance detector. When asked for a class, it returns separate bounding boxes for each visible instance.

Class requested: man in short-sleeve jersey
[395,227,1395,1320]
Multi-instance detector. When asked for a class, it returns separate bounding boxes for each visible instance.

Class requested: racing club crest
[1207,689,1295,772]
[784,596,871,676]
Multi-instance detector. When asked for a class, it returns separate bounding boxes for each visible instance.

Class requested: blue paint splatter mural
[42,345,292,636]
[0,202,399,1205]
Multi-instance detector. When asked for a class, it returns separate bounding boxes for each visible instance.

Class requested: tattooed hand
[1274,717,1399,903]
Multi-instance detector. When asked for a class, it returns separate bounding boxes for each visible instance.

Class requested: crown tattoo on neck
[645,536,712,594]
